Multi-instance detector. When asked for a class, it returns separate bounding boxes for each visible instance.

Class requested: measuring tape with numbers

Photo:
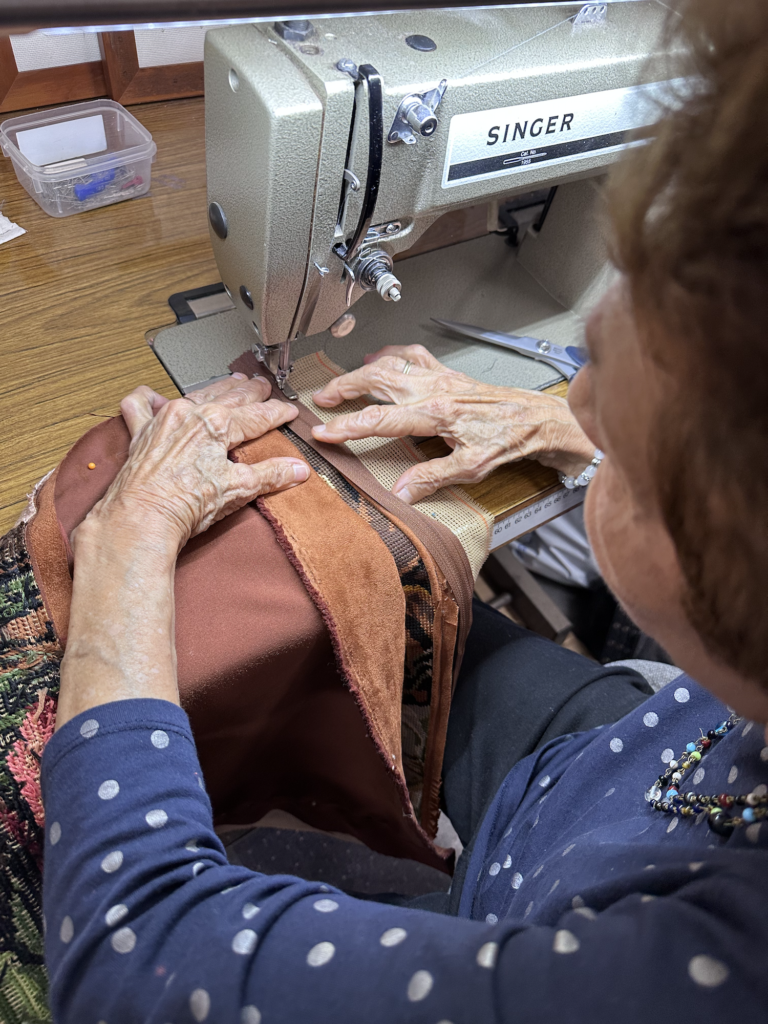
[489,486,584,550]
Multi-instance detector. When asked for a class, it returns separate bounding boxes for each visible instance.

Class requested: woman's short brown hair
[608,0,768,686]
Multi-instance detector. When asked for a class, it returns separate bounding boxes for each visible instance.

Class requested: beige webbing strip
[290,352,493,580]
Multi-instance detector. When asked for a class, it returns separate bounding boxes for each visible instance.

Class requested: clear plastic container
[0,99,156,218]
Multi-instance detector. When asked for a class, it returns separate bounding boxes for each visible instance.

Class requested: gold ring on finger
[402,359,413,375]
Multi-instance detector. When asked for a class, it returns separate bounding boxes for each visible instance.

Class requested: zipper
[227,353,475,672]
[288,395,474,674]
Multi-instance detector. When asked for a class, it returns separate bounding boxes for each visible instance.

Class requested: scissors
[431,318,588,381]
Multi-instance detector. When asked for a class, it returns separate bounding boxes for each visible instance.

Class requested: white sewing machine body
[201,2,673,395]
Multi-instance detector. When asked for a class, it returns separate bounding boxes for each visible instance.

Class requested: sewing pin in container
[0,99,157,218]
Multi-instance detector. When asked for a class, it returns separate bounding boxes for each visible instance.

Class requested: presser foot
[252,341,298,400]
[276,373,298,401]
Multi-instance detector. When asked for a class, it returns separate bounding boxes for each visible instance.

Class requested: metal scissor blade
[431,318,541,354]
[430,318,577,379]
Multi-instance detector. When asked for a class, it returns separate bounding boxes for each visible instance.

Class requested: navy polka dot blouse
[42,676,768,1022]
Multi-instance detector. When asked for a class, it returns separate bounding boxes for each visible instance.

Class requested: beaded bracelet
[560,449,605,490]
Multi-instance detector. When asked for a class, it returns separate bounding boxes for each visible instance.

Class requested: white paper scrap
[15,113,107,167]
[0,212,26,246]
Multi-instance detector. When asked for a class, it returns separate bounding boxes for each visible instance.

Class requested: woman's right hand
[58,373,311,729]
[312,345,595,504]
[80,374,309,561]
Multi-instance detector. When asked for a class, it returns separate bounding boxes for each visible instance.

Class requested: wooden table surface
[0,95,568,537]
[0,98,215,532]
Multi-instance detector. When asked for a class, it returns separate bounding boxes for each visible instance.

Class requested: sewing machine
[161,1,673,399]
[149,1,673,559]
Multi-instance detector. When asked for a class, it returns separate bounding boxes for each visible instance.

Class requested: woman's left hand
[312,345,594,504]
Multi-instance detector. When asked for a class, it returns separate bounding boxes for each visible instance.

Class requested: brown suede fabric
[27,415,449,871]
[229,350,474,683]
[233,429,406,771]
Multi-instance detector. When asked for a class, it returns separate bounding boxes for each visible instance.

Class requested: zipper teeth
[253,362,474,652]
[369,486,473,607]
[288,403,474,642]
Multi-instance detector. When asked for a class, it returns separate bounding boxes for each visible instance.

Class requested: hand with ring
[311,344,595,505]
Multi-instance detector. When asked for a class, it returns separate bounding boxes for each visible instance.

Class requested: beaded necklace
[646,713,768,835]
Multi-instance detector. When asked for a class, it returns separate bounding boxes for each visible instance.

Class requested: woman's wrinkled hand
[80,374,309,557]
[311,344,595,504]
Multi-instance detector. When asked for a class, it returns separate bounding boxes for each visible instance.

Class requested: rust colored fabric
[27,415,450,871]
[26,468,72,642]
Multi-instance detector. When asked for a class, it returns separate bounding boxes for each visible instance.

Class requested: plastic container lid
[0,99,156,181]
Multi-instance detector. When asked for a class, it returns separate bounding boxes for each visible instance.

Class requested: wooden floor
[0,95,571,536]
[0,98,216,532]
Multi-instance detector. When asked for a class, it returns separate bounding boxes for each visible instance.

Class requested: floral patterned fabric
[0,521,62,1024]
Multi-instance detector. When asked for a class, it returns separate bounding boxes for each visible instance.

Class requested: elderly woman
[41,2,767,1020]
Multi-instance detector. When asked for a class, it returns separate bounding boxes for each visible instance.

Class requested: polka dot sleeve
[41,697,768,1023]
[41,700,501,1024]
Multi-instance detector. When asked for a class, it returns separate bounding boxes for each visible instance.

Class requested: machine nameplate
[489,486,584,550]
[443,79,683,188]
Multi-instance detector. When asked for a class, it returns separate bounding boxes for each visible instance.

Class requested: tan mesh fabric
[291,351,493,579]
